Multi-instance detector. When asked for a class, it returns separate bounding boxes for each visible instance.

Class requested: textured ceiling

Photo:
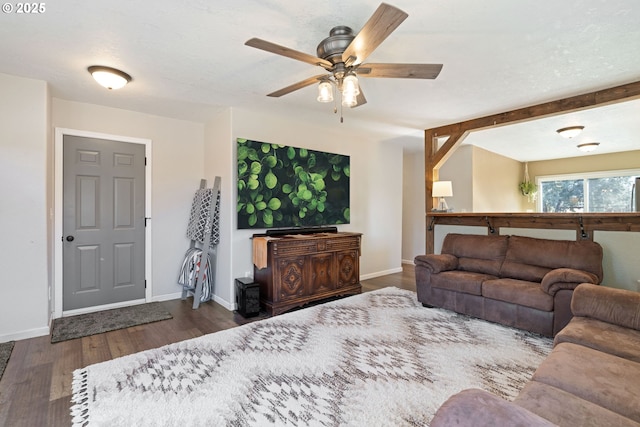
[1,0,639,159]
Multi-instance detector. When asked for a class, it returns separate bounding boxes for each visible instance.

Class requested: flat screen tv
[237,138,350,229]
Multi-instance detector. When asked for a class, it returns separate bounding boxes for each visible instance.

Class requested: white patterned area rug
[71,287,552,426]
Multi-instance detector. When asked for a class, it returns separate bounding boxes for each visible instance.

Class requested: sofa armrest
[414,254,458,273]
[430,389,556,427]
[571,283,640,331]
[540,268,599,295]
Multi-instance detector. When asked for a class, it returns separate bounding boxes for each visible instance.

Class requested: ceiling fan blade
[358,63,443,79]
[352,88,367,108]
[267,74,326,97]
[342,3,408,66]
[245,38,333,69]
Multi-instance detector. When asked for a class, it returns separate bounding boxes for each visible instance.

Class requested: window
[537,170,639,213]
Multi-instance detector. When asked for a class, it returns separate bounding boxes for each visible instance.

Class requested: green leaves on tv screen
[237,138,350,229]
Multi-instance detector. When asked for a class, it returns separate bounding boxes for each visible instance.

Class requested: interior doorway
[54,128,152,318]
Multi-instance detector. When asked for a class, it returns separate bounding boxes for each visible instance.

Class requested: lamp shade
[341,74,360,107]
[317,81,333,103]
[432,181,453,197]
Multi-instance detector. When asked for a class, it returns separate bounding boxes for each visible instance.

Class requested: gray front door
[63,135,146,311]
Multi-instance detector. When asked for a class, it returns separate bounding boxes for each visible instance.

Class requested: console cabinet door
[274,257,306,302]
[337,250,359,288]
[310,253,335,294]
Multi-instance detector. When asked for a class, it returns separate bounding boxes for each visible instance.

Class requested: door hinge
[144,157,147,166]
[145,280,147,289]
[145,217,150,227]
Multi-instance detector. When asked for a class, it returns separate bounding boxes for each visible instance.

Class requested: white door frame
[54,128,152,318]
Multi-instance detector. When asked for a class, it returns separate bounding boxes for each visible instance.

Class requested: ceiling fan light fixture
[342,74,360,97]
[317,80,334,103]
[556,126,584,139]
[342,91,358,108]
[341,73,360,107]
[88,65,132,90]
[577,142,600,152]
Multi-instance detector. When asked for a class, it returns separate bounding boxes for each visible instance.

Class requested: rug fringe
[70,368,90,427]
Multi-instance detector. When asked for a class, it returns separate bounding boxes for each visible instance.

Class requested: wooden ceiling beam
[429,80,640,139]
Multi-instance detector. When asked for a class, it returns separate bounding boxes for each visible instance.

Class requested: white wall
[221,107,405,307]
[438,145,473,212]
[2,93,406,338]
[595,231,640,292]
[473,147,522,212]
[402,148,426,262]
[51,99,205,302]
[203,108,234,306]
[0,74,50,341]
[439,145,524,212]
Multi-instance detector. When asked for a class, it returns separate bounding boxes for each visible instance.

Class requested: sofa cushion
[500,235,603,282]
[500,262,551,283]
[431,270,496,296]
[482,278,554,312]
[515,381,640,427]
[571,283,640,331]
[554,316,640,363]
[441,234,508,276]
[430,388,556,427]
[532,342,640,422]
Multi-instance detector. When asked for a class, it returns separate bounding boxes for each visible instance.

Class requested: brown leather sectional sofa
[414,233,604,336]
[430,283,640,426]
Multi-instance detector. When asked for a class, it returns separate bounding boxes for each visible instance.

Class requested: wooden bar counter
[426,212,640,254]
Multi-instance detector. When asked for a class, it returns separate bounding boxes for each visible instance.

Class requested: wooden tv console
[253,232,362,316]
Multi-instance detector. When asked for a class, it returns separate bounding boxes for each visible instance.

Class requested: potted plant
[519,163,538,203]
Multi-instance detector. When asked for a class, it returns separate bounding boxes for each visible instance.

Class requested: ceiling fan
[245,3,443,115]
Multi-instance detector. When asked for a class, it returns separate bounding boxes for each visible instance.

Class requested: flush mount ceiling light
[556,126,584,139]
[88,66,132,90]
[577,142,600,152]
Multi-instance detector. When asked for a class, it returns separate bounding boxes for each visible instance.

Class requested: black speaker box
[235,277,260,317]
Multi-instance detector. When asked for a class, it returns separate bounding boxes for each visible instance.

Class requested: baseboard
[360,267,403,281]
[0,326,50,342]
[153,291,235,311]
[151,292,183,303]
[401,259,415,265]
[212,294,234,311]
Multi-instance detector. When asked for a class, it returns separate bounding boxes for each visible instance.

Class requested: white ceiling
[2,0,639,160]
[463,98,640,162]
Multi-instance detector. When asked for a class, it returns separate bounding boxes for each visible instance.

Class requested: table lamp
[432,181,453,211]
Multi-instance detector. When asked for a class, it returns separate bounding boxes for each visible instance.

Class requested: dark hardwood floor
[0,266,415,427]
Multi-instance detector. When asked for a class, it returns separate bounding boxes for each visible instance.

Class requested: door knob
[66,235,75,242]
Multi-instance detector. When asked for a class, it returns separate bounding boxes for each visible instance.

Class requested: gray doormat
[51,302,173,343]
[0,341,15,382]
